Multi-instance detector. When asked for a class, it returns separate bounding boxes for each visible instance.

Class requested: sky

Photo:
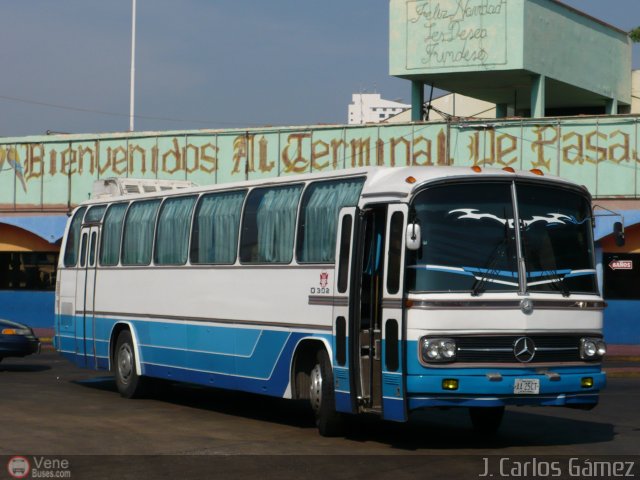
[1,0,639,137]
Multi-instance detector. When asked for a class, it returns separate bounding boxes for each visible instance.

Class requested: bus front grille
[453,335,594,363]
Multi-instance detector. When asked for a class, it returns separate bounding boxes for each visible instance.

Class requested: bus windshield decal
[449,208,586,229]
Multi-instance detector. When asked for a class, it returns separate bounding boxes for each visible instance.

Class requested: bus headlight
[580,337,606,360]
[420,338,457,363]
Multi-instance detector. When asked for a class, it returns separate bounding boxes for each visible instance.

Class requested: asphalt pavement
[1,347,638,479]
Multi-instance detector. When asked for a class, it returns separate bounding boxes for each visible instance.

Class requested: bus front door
[333,204,408,419]
[356,205,387,412]
[74,226,99,368]
[380,204,408,421]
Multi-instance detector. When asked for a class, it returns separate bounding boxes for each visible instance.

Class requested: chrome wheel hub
[118,344,133,384]
[309,364,323,413]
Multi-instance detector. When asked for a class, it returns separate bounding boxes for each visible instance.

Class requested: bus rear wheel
[309,349,343,437]
[469,406,505,435]
[113,330,148,398]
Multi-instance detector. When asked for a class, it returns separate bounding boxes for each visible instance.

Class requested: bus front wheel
[114,330,148,398]
[309,349,343,437]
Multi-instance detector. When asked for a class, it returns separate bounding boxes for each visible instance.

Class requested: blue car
[0,319,40,362]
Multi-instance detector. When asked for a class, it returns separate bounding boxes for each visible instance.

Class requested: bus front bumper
[405,368,605,410]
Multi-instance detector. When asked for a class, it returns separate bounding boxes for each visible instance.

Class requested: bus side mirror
[406,223,421,251]
[614,222,625,247]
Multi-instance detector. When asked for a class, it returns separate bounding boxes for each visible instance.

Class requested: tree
[629,27,640,43]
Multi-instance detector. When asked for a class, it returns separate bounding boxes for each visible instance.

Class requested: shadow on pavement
[343,408,615,450]
[0,362,51,373]
[72,375,615,450]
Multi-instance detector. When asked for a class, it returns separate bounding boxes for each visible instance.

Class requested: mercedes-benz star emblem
[514,337,536,363]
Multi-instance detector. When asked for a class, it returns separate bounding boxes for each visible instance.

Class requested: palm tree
[630,27,640,43]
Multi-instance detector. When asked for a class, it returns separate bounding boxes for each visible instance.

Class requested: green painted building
[390,0,632,118]
[2,117,640,211]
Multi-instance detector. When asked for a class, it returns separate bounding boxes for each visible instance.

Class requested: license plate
[513,379,540,395]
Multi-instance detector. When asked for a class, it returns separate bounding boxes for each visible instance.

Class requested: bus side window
[79,233,88,268]
[155,196,197,266]
[191,191,246,264]
[337,215,352,294]
[89,232,97,267]
[85,205,107,223]
[296,178,365,263]
[63,207,87,267]
[240,185,303,264]
[100,203,128,266]
[387,211,404,295]
[121,200,161,266]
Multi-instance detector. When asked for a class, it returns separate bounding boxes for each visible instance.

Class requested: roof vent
[92,178,197,198]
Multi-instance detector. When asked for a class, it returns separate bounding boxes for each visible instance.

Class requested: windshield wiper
[471,218,511,297]
[520,222,571,297]
[547,271,571,297]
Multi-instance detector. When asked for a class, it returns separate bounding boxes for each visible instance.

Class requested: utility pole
[129,0,137,132]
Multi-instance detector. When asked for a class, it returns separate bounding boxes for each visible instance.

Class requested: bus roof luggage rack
[92,178,197,198]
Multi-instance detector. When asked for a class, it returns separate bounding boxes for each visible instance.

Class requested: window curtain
[300,180,363,262]
[122,200,161,265]
[256,186,302,263]
[100,203,127,266]
[155,196,196,265]
[194,192,245,264]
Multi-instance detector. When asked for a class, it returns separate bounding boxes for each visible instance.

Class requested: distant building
[390,0,632,120]
[633,70,640,114]
[387,72,640,122]
[348,94,409,125]
[385,92,496,123]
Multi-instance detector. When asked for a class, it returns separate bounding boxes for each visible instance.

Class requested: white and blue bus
[55,166,608,436]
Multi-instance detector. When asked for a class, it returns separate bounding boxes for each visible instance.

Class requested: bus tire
[113,330,148,399]
[469,406,505,435]
[310,349,343,437]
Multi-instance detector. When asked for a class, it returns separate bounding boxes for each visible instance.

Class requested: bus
[54,166,609,436]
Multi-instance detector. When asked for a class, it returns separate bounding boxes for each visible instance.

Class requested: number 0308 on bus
[54,166,608,436]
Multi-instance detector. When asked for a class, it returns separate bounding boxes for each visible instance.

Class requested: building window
[0,252,58,291]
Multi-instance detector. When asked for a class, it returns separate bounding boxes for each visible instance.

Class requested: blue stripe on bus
[382,396,406,420]
[405,370,605,395]
[55,314,331,398]
[334,391,352,413]
[408,393,599,409]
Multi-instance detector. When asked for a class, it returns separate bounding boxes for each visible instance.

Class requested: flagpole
[129,0,137,132]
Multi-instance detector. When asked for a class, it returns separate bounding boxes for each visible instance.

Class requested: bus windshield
[517,184,597,295]
[406,181,597,295]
